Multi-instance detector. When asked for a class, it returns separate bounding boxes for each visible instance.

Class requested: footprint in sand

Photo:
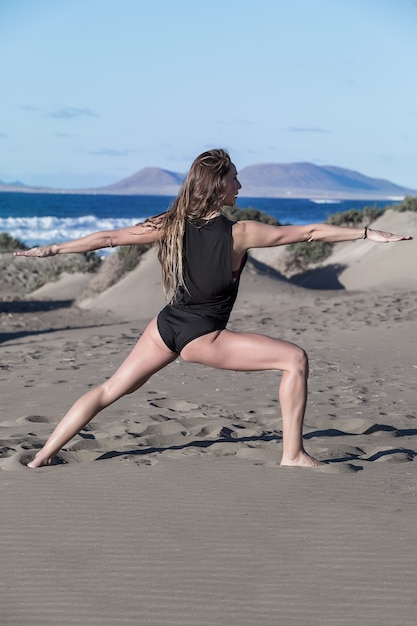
[0,435,51,470]
[147,398,199,412]
[0,450,35,470]
[17,414,51,424]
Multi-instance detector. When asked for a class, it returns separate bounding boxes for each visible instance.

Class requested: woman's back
[174,214,246,320]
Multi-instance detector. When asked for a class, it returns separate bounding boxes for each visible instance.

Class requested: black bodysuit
[157,214,247,353]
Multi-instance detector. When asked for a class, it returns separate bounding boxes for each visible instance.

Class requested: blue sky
[1,0,416,189]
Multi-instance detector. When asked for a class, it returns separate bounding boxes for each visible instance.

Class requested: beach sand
[1,211,416,625]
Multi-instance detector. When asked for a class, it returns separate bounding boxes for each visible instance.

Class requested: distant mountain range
[237,163,414,199]
[0,163,414,199]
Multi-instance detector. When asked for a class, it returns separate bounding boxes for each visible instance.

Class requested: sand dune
[250,208,417,291]
[1,210,416,625]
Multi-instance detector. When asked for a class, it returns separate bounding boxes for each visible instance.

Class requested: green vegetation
[392,195,417,212]
[28,252,102,291]
[0,231,102,293]
[116,243,153,273]
[83,252,102,272]
[223,206,280,225]
[0,232,28,251]
[284,241,334,273]
[81,242,153,299]
[282,196,417,272]
[326,205,384,226]
[285,207,365,269]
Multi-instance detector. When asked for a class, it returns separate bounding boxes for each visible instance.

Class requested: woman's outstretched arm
[13,222,162,258]
[233,220,412,253]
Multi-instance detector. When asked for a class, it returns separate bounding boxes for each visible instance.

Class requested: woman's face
[222,163,242,206]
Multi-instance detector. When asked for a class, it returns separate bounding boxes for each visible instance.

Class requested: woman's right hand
[14,244,59,258]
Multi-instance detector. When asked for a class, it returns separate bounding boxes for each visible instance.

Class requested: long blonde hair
[145,148,232,298]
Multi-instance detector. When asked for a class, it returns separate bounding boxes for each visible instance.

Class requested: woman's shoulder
[231,219,281,252]
[231,219,249,252]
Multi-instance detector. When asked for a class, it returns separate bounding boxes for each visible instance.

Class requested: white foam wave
[0,215,144,248]
[309,199,342,204]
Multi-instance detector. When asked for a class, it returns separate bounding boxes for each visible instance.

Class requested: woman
[15,149,411,468]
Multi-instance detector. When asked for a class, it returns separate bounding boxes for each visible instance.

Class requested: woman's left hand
[366,227,413,243]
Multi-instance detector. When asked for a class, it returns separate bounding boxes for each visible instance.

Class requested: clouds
[19,105,42,113]
[89,148,141,158]
[19,104,99,120]
[289,127,330,134]
[47,107,98,120]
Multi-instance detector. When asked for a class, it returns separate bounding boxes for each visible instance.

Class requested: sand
[1,212,416,625]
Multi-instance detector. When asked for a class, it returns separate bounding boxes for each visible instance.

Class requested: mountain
[0,179,25,188]
[95,167,185,195]
[237,163,413,199]
[94,162,414,199]
[0,163,414,199]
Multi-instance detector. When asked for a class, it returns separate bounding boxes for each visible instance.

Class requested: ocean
[0,192,399,250]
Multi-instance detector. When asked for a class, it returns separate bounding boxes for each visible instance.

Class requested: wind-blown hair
[146,148,232,298]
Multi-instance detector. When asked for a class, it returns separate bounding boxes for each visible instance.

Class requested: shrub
[222,206,280,225]
[0,232,28,251]
[284,241,333,273]
[79,243,153,300]
[284,204,387,273]
[393,195,417,212]
[83,251,102,272]
[116,243,153,273]
[326,205,384,227]
[28,252,102,291]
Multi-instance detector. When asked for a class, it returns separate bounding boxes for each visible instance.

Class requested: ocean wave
[309,199,342,204]
[0,215,144,247]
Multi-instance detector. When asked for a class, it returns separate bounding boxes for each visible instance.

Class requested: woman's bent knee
[288,345,309,375]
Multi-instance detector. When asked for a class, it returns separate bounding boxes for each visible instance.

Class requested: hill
[92,162,414,199]
[0,163,415,199]
[237,163,413,199]
[95,167,185,195]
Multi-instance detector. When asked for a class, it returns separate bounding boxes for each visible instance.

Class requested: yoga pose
[15,149,411,468]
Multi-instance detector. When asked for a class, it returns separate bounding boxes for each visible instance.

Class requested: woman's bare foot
[27,451,55,468]
[280,450,324,468]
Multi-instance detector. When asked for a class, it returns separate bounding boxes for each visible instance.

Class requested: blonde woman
[15,149,411,468]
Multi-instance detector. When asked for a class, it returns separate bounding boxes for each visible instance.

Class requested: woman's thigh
[180,329,307,372]
[104,317,178,397]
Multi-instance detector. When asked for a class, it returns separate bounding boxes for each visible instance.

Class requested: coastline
[0,184,410,200]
